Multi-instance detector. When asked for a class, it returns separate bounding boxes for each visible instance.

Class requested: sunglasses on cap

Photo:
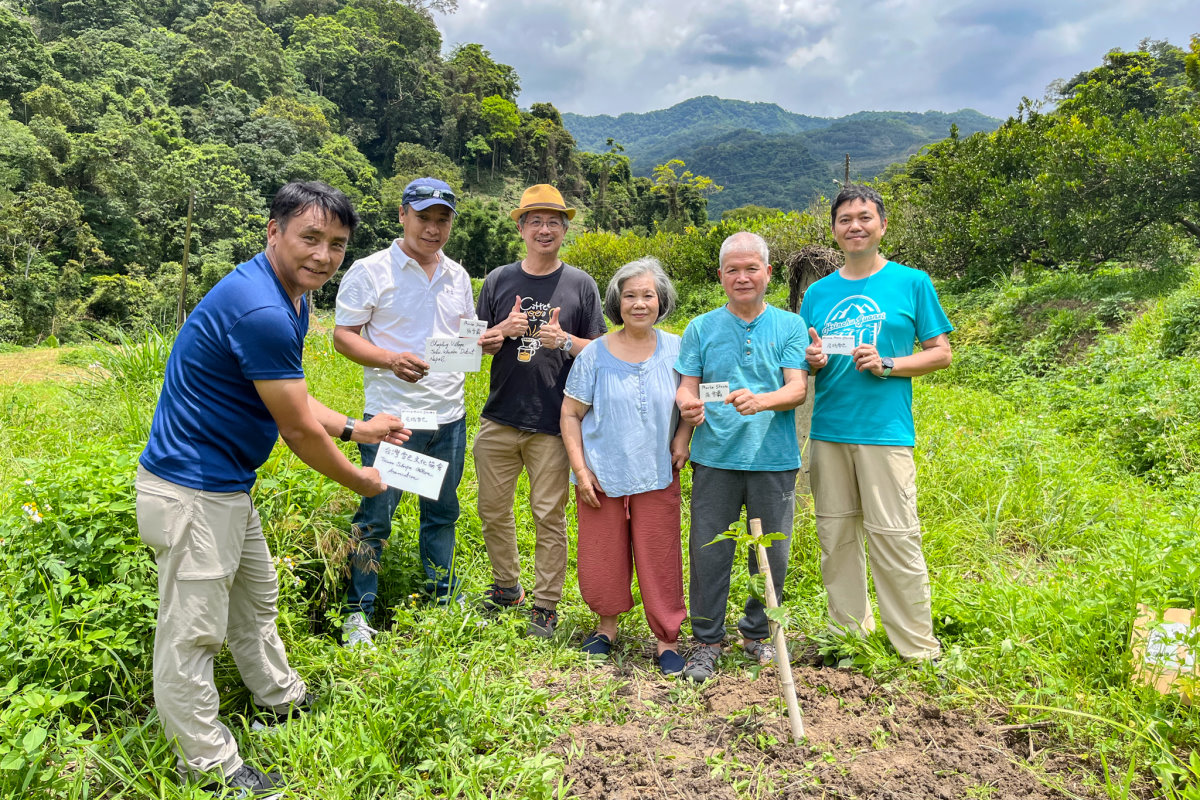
[405,185,456,203]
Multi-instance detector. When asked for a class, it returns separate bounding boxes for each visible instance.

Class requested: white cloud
[434,1,1200,118]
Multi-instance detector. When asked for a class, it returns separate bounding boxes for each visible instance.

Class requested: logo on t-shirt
[517,298,553,363]
[821,295,887,347]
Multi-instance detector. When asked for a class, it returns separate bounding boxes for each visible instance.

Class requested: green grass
[2,265,1200,797]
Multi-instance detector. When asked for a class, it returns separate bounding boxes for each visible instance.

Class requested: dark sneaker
[683,643,722,682]
[480,583,526,612]
[202,764,283,799]
[580,632,613,655]
[527,605,558,638]
[252,692,314,731]
[656,649,685,677]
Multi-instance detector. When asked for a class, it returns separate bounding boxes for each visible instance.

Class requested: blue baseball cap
[402,178,456,212]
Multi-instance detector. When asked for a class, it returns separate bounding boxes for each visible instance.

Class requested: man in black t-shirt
[475,185,607,637]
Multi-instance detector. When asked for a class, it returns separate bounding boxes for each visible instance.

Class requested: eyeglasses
[404,185,456,204]
[524,218,564,230]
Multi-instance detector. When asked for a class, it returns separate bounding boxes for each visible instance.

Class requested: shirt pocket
[436,283,472,322]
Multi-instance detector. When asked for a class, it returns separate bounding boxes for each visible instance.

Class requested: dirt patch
[0,348,88,386]
[551,647,1104,800]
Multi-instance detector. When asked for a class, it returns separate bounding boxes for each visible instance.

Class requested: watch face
[882,357,894,369]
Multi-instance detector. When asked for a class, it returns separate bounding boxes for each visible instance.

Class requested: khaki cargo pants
[135,466,307,778]
[809,441,940,660]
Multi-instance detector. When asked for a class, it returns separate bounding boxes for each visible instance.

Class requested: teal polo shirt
[675,304,809,471]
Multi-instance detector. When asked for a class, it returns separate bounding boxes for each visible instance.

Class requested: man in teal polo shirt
[800,185,952,663]
[675,231,809,682]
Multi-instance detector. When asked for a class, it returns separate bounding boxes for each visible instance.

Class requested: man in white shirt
[334,178,476,647]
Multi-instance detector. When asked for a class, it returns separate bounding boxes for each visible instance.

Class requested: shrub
[0,446,156,704]
[1160,292,1200,358]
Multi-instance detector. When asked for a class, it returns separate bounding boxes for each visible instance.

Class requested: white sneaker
[342,612,377,649]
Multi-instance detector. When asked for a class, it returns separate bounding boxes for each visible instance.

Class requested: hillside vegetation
[564,97,999,213]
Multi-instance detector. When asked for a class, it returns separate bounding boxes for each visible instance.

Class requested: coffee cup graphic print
[516,297,552,364]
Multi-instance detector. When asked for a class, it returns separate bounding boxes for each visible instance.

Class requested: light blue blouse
[564,329,681,497]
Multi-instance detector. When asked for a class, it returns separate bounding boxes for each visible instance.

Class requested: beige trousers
[809,440,940,660]
[135,466,307,778]
[472,418,571,609]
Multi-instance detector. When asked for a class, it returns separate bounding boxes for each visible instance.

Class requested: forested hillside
[564,98,999,213]
[0,0,605,344]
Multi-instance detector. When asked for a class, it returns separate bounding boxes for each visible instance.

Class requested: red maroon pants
[575,473,687,643]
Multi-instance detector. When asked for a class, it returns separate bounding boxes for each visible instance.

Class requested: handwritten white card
[425,337,482,372]
[373,443,448,500]
[699,381,730,403]
[822,334,856,356]
[396,408,437,430]
[458,318,487,339]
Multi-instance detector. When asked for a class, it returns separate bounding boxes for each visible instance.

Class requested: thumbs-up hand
[805,326,828,371]
[537,306,566,350]
[496,294,528,338]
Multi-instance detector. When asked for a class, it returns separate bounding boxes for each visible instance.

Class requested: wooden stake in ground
[750,517,805,741]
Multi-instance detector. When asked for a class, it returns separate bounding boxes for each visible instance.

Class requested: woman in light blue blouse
[561,257,693,676]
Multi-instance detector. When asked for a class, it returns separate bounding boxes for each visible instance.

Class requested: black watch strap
[339,417,356,442]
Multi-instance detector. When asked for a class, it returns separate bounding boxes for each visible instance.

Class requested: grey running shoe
[342,612,377,649]
[527,605,558,638]
[480,583,526,612]
[683,643,722,682]
[202,764,283,799]
[743,638,777,666]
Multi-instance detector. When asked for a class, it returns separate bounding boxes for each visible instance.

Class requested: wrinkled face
[718,248,772,305]
[832,198,887,255]
[266,205,350,300]
[518,211,566,257]
[400,204,454,262]
[620,273,659,329]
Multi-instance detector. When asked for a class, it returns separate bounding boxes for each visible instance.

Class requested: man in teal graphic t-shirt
[800,185,953,663]
[675,231,809,682]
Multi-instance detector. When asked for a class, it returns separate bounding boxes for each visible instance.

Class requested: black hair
[270,181,359,234]
[831,184,886,225]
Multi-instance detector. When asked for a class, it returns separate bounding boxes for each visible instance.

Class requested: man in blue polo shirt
[136,182,408,797]
[675,231,809,682]
[800,184,952,664]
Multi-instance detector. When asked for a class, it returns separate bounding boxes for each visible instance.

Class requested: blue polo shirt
[675,304,809,471]
[140,252,308,492]
[564,330,681,496]
[799,261,953,447]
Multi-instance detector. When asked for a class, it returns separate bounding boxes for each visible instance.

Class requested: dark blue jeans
[346,415,466,616]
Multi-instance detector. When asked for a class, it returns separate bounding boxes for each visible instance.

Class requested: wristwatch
[879,357,894,379]
[560,334,573,353]
[340,417,356,441]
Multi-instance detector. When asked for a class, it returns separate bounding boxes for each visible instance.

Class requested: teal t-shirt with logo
[799,262,953,447]
[675,304,809,471]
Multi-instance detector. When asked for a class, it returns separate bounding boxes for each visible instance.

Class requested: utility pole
[176,191,194,328]
[844,154,850,186]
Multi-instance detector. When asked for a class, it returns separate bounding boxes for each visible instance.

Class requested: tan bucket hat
[510,184,576,222]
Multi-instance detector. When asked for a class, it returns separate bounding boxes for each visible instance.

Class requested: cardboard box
[1131,605,1198,705]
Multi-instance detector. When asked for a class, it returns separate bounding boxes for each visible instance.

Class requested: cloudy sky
[433,0,1198,119]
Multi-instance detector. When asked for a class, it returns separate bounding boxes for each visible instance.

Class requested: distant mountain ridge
[563,96,1001,214]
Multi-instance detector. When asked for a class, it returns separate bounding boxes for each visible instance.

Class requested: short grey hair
[603,257,677,325]
[718,231,769,270]
[517,210,570,230]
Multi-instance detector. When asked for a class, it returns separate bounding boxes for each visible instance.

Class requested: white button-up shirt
[335,240,476,423]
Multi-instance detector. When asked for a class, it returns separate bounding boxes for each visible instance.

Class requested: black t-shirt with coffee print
[475,261,607,435]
